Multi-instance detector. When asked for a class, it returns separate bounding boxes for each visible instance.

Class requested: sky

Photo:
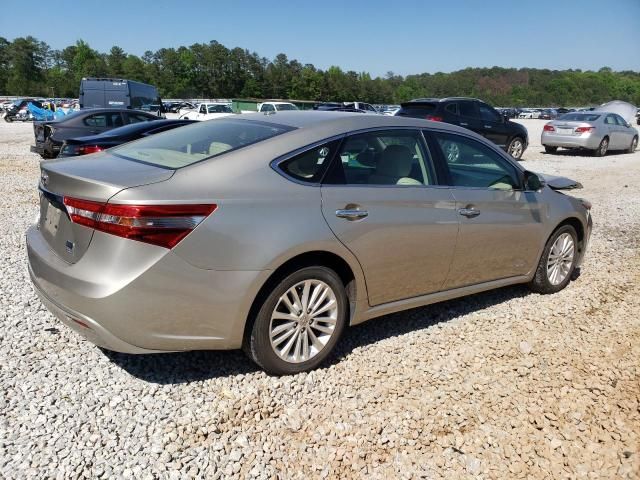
[1,0,639,77]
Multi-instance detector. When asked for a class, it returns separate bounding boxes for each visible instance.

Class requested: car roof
[407,97,482,104]
[234,110,476,136]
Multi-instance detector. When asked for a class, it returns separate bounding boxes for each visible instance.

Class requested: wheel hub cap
[269,279,338,363]
[546,233,575,285]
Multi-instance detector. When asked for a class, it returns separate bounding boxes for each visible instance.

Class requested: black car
[31,108,160,158]
[397,97,529,159]
[58,119,196,157]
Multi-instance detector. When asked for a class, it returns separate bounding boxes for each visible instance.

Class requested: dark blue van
[79,78,164,116]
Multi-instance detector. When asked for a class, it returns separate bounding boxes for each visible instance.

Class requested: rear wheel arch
[242,251,360,347]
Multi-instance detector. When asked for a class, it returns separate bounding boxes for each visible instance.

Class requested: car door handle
[484,125,492,128]
[460,122,468,126]
[458,207,481,218]
[336,209,369,220]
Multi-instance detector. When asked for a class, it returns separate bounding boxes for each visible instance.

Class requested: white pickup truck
[179,103,235,121]
[256,102,299,113]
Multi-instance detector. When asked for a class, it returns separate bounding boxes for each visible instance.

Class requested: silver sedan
[27,112,592,374]
[542,111,638,156]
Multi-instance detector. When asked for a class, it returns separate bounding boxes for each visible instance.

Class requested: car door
[477,102,510,148]
[454,100,483,134]
[613,114,634,148]
[428,131,544,289]
[321,129,459,306]
[603,115,622,149]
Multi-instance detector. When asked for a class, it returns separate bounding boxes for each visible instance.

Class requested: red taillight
[575,126,594,133]
[543,124,555,132]
[426,115,443,122]
[63,197,217,249]
[78,145,104,155]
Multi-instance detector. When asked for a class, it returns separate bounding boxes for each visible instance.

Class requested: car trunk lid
[549,121,594,135]
[38,153,174,263]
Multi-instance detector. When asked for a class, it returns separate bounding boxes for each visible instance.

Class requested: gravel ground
[0,119,638,479]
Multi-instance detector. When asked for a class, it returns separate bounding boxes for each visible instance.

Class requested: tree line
[1,36,639,107]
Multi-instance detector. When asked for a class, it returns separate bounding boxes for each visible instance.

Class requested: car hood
[594,101,637,124]
[538,173,583,190]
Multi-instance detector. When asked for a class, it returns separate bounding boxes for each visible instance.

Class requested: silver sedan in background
[27,112,592,375]
[542,111,638,156]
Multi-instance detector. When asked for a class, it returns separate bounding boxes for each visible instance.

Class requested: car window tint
[433,132,520,190]
[604,115,616,125]
[112,119,293,169]
[83,112,122,128]
[279,140,340,183]
[445,103,458,115]
[262,104,275,112]
[324,130,432,186]
[479,104,501,122]
[127,113,154,124]
[613,114,628,126]
[459,102,478,118]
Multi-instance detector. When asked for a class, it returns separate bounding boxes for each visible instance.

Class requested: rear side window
[112,119,293,169]
[324,130,433,186]
[459,102,478,118]
[127,113,154,124]
[445,103,459,115]
[278,140,341,183]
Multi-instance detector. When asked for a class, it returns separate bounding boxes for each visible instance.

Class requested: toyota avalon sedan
[27,112,592,375]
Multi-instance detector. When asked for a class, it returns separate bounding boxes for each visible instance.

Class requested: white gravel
[0,119,638,479]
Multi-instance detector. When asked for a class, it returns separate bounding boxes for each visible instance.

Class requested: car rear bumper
[27,225,269,353]
[541,132,601,149]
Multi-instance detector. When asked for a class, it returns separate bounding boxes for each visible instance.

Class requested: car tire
[507,137,525,159]
[244,266,348,375]
[544,146,558,154]
[529,225,578,294]
[593,137,609,157]
[626,136,638,154]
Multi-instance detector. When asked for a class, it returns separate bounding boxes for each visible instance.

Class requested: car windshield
[112,118,293,168]
[275,104,298,111]
[558,113,601,121]
[207,104,233,113]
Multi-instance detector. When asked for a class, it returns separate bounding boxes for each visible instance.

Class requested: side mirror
[524,171,545,191]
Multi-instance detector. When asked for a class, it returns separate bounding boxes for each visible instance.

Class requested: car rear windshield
[275,104,298,111]
[111,119,293,168]
[558,113,601,121]
[397,103,437,117]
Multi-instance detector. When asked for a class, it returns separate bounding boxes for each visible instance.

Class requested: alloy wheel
[599,138,609,156]
[509,139,523,158]
[444,142,460,163]
[269,279,338,363]
[546,233,575,285]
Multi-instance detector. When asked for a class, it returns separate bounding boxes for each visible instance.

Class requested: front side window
[613,114,628,127]
[112,119,293,169]
[83,112,123,128]
[459,101,478,118]
[324,130,432,186]
[433,132,520,190]
[479,104,501,122]
[278,140,340,183]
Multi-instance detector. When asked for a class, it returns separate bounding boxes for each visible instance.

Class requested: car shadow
[541,148,592,157]
[104,284,532,383]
